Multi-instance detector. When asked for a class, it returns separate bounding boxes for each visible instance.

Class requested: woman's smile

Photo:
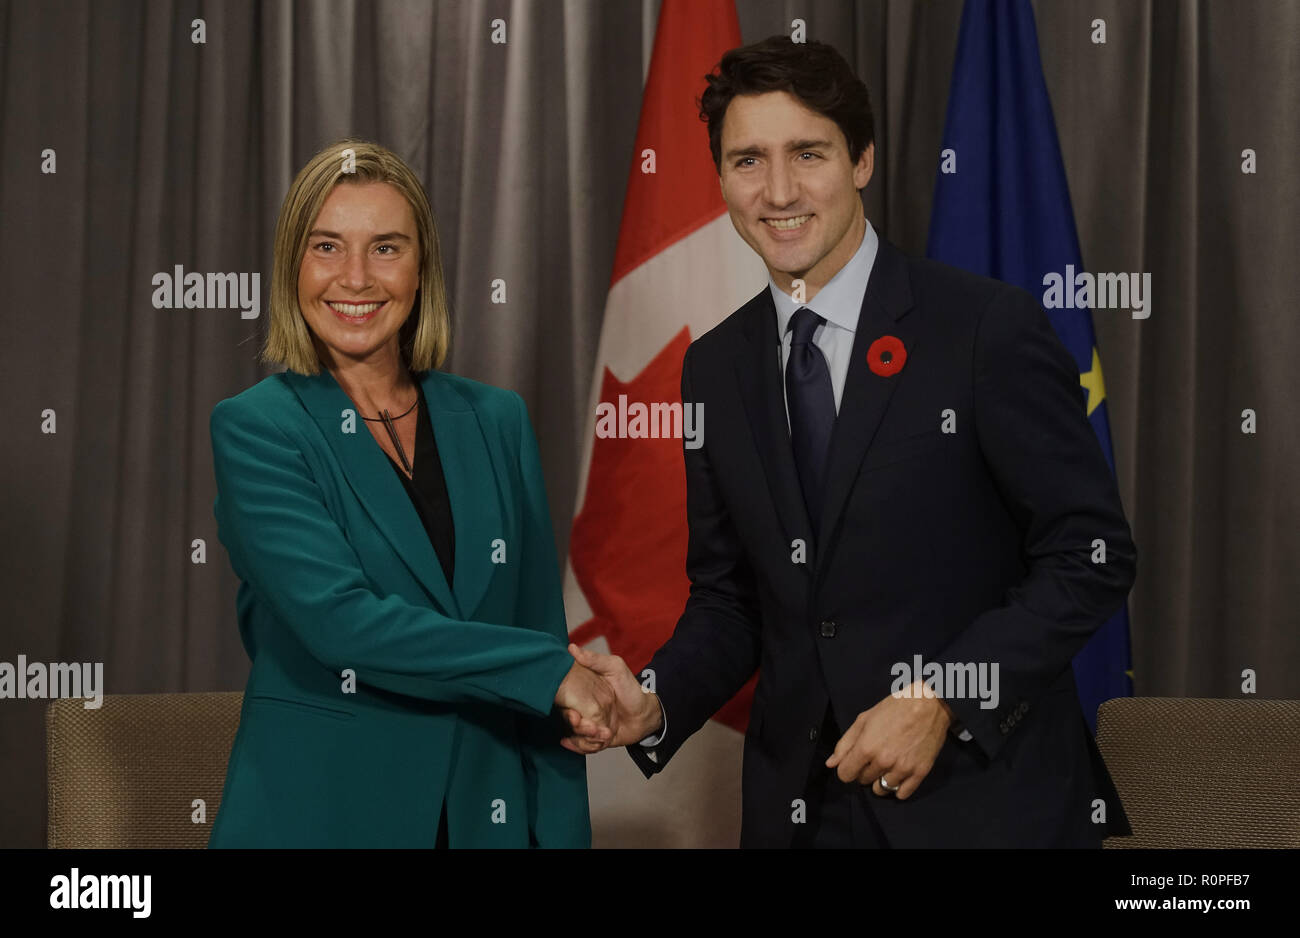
[326,300,386,323]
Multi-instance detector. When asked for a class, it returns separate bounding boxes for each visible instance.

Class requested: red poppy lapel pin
[867,335,907,377]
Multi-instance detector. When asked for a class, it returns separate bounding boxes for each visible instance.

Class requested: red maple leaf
[569,328,755,733]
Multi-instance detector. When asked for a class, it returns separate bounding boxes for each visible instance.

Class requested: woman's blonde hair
[261,137,451,375]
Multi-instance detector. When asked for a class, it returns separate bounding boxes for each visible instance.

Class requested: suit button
[820,620,837,638]
[809,727,819,741]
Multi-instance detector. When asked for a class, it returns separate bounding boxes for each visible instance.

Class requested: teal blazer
[206,368,589,847]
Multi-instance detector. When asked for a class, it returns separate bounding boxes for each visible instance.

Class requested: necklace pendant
[380,409,413,476]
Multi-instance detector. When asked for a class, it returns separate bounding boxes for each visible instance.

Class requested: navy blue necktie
[786,307,836,536]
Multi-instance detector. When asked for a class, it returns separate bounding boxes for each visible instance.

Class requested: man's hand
[554,659,618,745]
[825,680,953,800]
[559,643,663,754]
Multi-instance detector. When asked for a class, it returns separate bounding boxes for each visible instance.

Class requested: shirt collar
[770,217,879,340]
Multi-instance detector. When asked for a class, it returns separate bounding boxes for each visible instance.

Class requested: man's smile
[762,213,813,231]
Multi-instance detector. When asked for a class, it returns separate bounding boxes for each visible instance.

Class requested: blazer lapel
[419,370,503,621]
[284,368,463,619]
[816,238,919,565]
[734,288,816,551]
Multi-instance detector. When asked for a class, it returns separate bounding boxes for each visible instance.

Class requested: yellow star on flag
[1079,347,1106,416]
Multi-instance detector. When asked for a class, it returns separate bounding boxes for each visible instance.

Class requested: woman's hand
[555,659,619,745]
[560,644,663,754]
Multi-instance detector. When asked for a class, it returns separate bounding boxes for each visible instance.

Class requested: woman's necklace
[361,395,418,476]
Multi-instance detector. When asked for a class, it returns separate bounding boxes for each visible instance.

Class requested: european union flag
[927,0,1133,732]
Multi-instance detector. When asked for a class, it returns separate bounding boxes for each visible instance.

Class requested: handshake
[553,643,663,754]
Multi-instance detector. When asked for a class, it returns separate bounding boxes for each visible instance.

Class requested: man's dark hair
[700,36,875,174]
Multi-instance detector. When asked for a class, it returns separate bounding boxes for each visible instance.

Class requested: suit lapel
[816,238,918,564]
[734,289,816,549]
[285,368,502,621]
[419,370,502,621]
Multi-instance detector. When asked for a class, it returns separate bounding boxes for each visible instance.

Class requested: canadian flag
[562,0,765,847]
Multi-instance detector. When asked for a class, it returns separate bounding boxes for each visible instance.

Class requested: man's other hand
[825,680,953,799]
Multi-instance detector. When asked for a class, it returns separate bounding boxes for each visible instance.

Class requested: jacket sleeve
[508,392,592,848]
[626,342,764,778]
[210,395,575,718]
[934,286,1137,760]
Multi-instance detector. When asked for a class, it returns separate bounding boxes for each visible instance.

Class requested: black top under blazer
[384,381,456,586]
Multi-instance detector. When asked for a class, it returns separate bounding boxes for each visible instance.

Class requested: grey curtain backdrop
[2,0,1297,848]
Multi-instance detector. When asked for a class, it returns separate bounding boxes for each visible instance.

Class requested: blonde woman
[207,139,611,848]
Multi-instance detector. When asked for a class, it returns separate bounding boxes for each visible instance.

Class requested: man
[564,36,1135,848]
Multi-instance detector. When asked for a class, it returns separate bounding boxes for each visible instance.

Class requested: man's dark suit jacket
[627,235,1136,848]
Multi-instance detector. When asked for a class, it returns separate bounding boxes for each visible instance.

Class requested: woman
[207,139,610,848]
